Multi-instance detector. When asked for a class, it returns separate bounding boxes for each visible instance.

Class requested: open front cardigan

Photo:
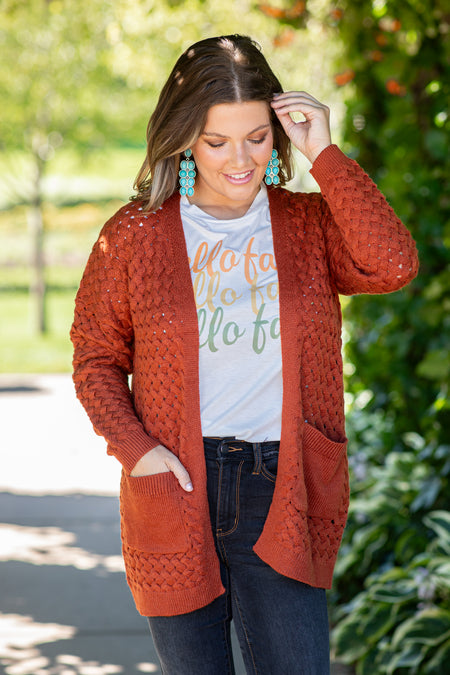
[71,145,419,617]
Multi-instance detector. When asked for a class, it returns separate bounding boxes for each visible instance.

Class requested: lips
[223,169,254,184]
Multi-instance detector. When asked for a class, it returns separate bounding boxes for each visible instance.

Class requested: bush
[332,511,450,674]
[327,1,450,672]
[260,4,449,668]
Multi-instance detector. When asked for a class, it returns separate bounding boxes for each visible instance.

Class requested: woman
[71,35,418,674]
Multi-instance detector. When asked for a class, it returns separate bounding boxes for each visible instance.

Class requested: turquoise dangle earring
[264,149,280,186]
[179,149,196,197]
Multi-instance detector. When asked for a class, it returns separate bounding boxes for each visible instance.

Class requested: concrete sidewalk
[0,374,168,674]
[0,374,350,674]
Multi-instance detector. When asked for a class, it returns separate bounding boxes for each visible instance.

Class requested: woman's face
[189,100,274,218]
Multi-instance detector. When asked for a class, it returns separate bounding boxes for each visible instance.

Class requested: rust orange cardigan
[71,145,419,616]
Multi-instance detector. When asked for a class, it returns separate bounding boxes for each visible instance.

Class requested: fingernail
[185,482,193,492]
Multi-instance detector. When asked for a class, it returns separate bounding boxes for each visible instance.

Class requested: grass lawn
[0,290,76,372]
[1,192,128,373]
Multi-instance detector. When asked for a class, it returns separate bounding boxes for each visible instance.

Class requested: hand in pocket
[130,444,193,492]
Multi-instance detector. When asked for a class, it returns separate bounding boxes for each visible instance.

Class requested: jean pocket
[120,470,189,554]
[303,423,348,518]
[261,453,278,482]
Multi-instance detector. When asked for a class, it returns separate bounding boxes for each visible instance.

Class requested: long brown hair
[133,35,293,212]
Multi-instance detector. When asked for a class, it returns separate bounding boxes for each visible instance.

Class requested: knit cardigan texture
[71,145,419,617]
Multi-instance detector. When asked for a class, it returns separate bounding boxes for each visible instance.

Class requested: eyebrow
[202,124,271,138]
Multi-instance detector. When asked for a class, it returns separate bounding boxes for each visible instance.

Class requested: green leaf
[424,511,450,554]
[395,528,425,561]
[430,562,450,588]
[424,130,448,161]
[417,349,450,381]
[361,602,398,642]
[371,580,417,604]
[376,567,409,583]
[386,640,428,674]
[392,609,450,648]
[357,645,387,675]
[424,638,450,674]
[411,477,442,512]
[332,614,371,663]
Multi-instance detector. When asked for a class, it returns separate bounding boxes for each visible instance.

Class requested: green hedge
[327,1,450,672]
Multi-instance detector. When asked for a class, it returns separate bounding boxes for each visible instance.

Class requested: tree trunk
[28,154,46,334]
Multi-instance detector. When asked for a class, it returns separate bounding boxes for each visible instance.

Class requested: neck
[190,203,249,219]
[188,187,262,220]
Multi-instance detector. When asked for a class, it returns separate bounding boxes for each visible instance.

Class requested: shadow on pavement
[0,385,46,395]
[0,492,162,675]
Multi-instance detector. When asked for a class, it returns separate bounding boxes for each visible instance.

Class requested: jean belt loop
[217,438,228,460]
[252,442,262,475]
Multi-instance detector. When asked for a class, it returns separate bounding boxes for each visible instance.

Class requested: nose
[230,142,250,168]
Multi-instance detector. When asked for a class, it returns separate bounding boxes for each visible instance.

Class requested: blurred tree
[1,0,339,333]
[1,0,144,332]
[332,0,449,454]
[329,0,449,671]
[258,1,449,671]
[330,0,450,605]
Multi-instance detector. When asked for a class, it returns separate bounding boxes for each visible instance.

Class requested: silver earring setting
[179,149,196,197]
[264,149,280,186]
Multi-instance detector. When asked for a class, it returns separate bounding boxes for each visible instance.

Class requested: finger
[273,111,309,142]
[165,455,193,492]
[130,447,169,477]
[273,91,323,106]
[272,93,328,113]
[272,99,329,116]
[275,110,303,134]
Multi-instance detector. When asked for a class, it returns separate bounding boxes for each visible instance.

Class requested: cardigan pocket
[303,423,348,518]
[120,470,189,554]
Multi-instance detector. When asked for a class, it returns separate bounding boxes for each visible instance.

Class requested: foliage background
[1,0,449,673]
[320,1,449,673]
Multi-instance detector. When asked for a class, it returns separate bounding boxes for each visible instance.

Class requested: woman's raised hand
[130,444,193,492]
[270,91,332,164]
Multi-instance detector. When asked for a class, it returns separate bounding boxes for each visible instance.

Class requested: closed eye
[249,136,268,145]
[206,134,268,149]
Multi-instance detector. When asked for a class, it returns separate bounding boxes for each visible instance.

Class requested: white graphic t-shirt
[180,185,282,441]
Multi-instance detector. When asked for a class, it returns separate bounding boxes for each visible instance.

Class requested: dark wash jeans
[147,437,330,674]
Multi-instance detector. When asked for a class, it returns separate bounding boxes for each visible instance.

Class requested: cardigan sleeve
[309,145,419,295]
[70,209,160,473]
